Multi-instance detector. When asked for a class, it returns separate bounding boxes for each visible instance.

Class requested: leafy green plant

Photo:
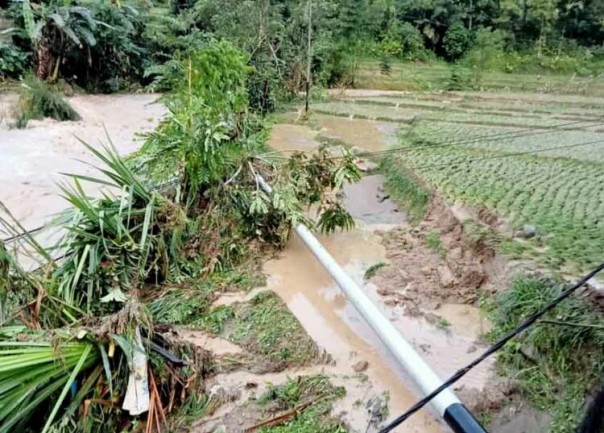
[14,75,79,127]
[258,375,347,433]
[447,64,472,90]
[0,336,99,433]
[364,262,386,280]
[462,28,505,88]
[425,230,446,258]
[0,41,29,79]
[380,156,430,224]
[53,141,183,315]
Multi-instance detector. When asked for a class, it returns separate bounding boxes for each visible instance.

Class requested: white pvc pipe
[257,175,460,416]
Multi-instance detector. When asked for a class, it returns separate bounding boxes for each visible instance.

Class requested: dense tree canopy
[1,0,603,95]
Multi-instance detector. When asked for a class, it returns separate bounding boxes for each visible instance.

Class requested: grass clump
[380,156,430,224]
[201,291,319,366]
[364,262,387,280]
[425,230,446,258]
[259,375,347,433]
[485,276,604,433]
[15,76,79,128]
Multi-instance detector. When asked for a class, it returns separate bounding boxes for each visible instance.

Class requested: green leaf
[41,344,92,433]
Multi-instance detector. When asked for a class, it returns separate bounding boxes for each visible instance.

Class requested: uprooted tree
[0,40,360,433]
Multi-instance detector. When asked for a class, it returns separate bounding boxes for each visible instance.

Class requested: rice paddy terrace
[314,90,604,277]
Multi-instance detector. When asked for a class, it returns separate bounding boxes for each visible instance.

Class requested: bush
[15,76,80,128]
[399,22,430,61]
[447,64,472,90]
[0,41,28,79]
[462,28,506,87]
[443,22,472,60]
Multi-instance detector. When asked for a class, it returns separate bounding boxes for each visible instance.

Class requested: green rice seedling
[380,156,430,224]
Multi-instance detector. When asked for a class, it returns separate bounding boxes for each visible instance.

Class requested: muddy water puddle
[263,223,493,431]
[269,112,399,154]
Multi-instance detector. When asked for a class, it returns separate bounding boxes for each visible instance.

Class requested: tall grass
[15,76,80,128]
[486,277,604,432]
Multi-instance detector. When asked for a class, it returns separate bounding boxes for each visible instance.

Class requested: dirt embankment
[371,195,509,315]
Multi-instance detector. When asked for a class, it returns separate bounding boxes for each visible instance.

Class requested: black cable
[1,225,46,244]
[1,178,181,245]
[325,117,601,161]
[377,262,604,433]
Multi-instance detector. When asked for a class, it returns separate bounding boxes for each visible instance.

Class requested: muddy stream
[254,121,495,431]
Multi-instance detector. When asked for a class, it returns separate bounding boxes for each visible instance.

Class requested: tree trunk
[36,45,52,80]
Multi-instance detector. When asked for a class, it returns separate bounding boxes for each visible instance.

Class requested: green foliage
[15,76,79,127]
[399,22,430,61]
[259,375,347,433]
[364,262,386,280]
[443,22,472,60]
[203,291,319,365]
[425,230,446,258]
[4,0,604,93]
[143,40,253,204]
[0,337,100,433]
[0,41,29,79]
[463,28,506,87]
[447,64,472,90]
[380,156,430,224]
[53,142,182,315]
[486,276,604,432]
[68,2,145,92]
[379,54,392,76]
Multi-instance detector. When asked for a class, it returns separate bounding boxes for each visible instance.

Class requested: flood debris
[0,42,361,433]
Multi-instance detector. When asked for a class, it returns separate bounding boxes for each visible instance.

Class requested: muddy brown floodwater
[0,93,165,232]
[259,121,496,432]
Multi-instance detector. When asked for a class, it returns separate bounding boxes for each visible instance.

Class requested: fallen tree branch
[244,400,314,432]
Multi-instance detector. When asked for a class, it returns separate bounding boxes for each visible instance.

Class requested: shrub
[443,22,472,60]
[15,76,79,128]
[0,41,29,79]
[447,64,472,90]
[400,22,429,61]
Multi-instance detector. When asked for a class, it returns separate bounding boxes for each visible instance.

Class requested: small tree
[443,21,472,60]
[463,27,505,87]
[18,0,99,81]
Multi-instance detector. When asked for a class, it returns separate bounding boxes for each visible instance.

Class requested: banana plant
[19,0,100,81]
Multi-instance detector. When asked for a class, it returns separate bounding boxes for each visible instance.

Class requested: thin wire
[377,262,604,433]
[1,225,46,244]
[4,119,600,245]
[325,117,601,160]
[405,138,604,171]
[1,178,181,245]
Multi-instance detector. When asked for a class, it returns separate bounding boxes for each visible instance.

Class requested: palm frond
[0,339,99,433]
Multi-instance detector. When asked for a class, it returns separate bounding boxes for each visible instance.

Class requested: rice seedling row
[391,144,604,272]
